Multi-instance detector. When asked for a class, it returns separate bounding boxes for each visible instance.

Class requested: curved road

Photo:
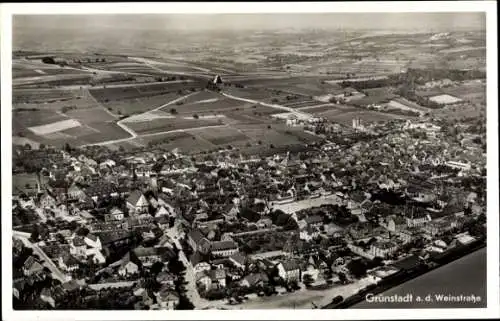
[81,92,198,147]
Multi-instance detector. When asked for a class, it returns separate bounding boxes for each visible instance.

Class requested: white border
[1,2,498,320]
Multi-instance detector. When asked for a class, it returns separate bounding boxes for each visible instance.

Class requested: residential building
[210,240,239,257]
[277,260,301,283]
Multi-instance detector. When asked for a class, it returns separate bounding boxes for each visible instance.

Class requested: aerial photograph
[8,11,489,311]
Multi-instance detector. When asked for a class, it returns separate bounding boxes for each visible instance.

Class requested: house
[70,236,87,257]
[40,190,56,209]
[88,249,106,265]
[154,286,179,310]
[369,241,398,258]
[188,229,211,254]
[84,234,101,250]
[189,252,211,273]
[126,190,149,215]
[277,260,301,283]
[156,271,176,287]
[40,285,65,308]
[256,217,273,228]
[383,215,407,232]
[406,208,431,227]
[209,268,227,288]
[223,203,240,221]
[300,225,320,241]
[240,272,269,288]
[210,240,239,257]
[229,252,247,270]
[196,271,212,291]
[155,206,170,217]
[105,207,125,222]
[57,254,80,272]
[304,215,323,228]
[67,183,87,202]
[23,256,44,276]
[133,246,174,267]
[118,253,139,276]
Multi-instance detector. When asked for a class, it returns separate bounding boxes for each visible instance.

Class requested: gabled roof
[211,240,238,251]
[85,233,98,242]
[243,273,269,286]
[279,260,300,272]
[188,229,206,245]
[229,252,247,266]
[73,236,86,247]
[189,251,207,266]
[305,215,323,225]
[209,268,226,280]
[127,190,145,206]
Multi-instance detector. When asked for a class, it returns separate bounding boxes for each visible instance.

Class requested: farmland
[126,117,224,135]
[65,108,117,123]
[316,107,409,126]
[188,127,250,146]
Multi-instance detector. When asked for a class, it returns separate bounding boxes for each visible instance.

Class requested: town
[10,14,487,311]
[12,106,486,309]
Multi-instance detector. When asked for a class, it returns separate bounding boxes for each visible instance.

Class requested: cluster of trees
[269,209,299,230]
[340,77,403,91]
[405,68,486,84]
[396,86,444,109]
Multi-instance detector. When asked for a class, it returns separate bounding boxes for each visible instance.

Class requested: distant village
[12,114,486,310]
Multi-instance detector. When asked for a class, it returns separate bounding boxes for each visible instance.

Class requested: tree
[176,296,194,310]
[347,259,368,278]
[193,114,199,119]
[303,274,314,288]
[170,108,178,115]
[151,261,164,275]
[29,228,40,243]
[338,272,347,284]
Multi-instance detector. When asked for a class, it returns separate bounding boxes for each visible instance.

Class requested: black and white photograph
[1,2,498,320]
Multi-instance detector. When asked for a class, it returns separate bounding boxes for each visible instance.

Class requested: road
[164,224,205,309]
[13,231,70,283]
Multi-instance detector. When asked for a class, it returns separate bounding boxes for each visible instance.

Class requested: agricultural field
[13,74,93,88]
[126,116,224,135]
[89,81,201,103]
[102,92,181,116]
[188,127,250,146]
[13,109,69,130]
[166,98,248,115]
[64,108,117,124]
[316,107,408,126]
[129,131,217,153]
[13,88,78,104]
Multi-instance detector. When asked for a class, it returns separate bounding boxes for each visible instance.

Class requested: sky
[14,12,486,32]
